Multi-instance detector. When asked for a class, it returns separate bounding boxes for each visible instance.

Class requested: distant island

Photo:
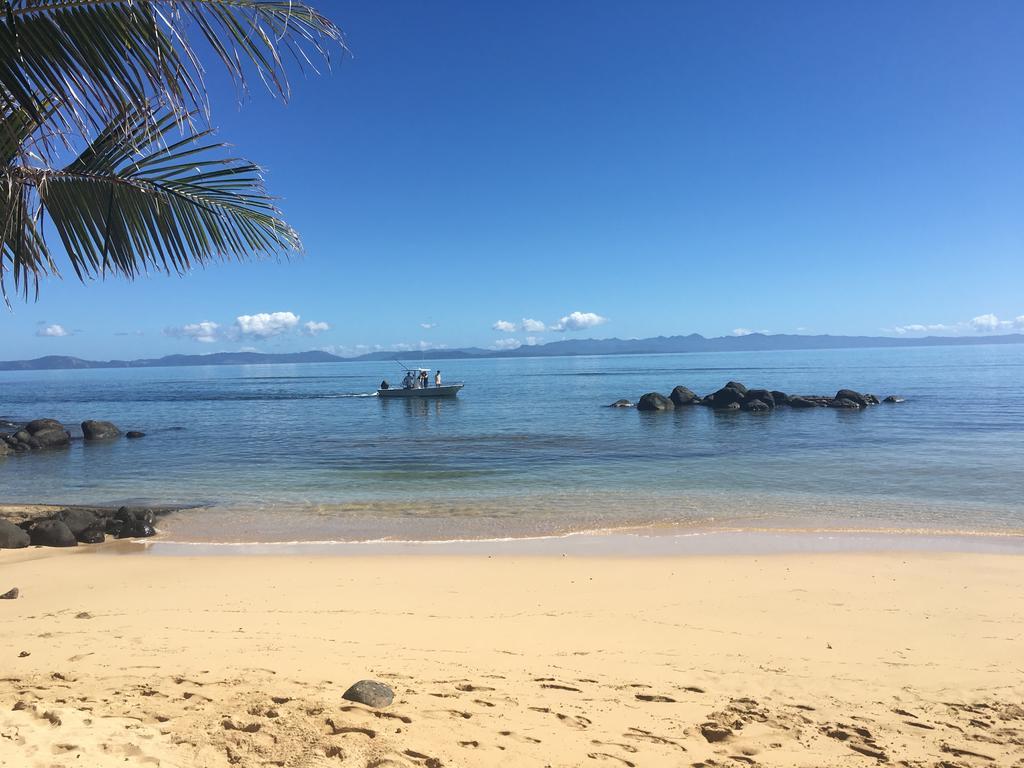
[2,332,1022,372]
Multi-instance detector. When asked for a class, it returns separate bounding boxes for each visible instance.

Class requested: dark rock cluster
[0,418,144,457]
[0,418,70,454]
[0,506,160,549]
[616,381,903,413]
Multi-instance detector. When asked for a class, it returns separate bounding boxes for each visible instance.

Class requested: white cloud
[391,340,444,352]
[302,320,330,336]
[521,318,546,332]
[239,346,259,353]
[493,338,522,350]
[550,311,607,332]
[420,322,437,330]
[492,320,518,333]
[165,321,221,343]
[36,323,70,338]
[888,313,1024,336]
[732,328,753,336]
[524,336,541,346]
[890,322,955,335]
[969,313,1024,332]
[234,311,300,338]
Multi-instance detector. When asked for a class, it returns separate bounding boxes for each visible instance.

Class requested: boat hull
[377,384,463,398]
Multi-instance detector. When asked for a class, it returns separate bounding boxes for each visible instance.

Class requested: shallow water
[1,345,1022,541]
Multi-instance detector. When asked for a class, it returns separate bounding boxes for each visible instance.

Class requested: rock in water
[77,525,106,544]
[607,399,634,408]
[883,395,905,403]
[829,398,862,409]
[342,680,394,708]
[723,381,748,396]
[833,389,869,408]
[29,520,78,547]
[771,390,790,405]
[0,442,10,457]
[126,431,146,439]
[29,428,70,449]
[788,397,820,409]
[81,420,122,440]
[710,385,745,409]
[0,520,30,549]
[116,519,157,539]
[25,418,63,434]
[715,402,741,412]
[743,399,771,412]
[636,392,674,411]
[669,386,700,406]
[0,588,18,600]
[743,389,776,409]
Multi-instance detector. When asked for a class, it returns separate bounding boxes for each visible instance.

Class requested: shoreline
[6,501,1024,557]
[140,526,1024,557]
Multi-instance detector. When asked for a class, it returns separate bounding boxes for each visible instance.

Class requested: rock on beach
[28,520,78,548]
[342,680,395,708]
[0,520,31,549]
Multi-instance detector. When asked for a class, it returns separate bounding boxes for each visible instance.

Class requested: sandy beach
[1,546,1022,767]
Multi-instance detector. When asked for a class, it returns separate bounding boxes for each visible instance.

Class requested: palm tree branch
[2,0,344,140]
[3,102,300,297]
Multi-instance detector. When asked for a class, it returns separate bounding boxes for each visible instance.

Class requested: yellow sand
[1,548,1022,767]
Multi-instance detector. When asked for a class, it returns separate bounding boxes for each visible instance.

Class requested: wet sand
[1,546,1023,767]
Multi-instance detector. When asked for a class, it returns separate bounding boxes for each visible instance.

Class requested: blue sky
[5,1,1023,360]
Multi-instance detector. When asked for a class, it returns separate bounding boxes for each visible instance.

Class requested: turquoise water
[1,345,1022,541]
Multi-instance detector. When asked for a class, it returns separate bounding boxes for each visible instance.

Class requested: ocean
[1,344,1022,542]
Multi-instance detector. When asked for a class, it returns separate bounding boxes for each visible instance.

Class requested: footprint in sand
[455,683,495,692]
[821,723,888,761]
[590,739,638,754]
[362,709,413,725]
[623,727,686,751]
[528,706,590,730]
[403,748,443,767]
[499,730,542,744]
[424,709,472,720]
[587,752,636,767]
[324,718,376,738]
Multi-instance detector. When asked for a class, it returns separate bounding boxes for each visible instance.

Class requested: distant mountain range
[2,332,1022,371]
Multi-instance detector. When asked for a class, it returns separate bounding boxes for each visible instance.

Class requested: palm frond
[2,101,300,301]
[1,0,344,139]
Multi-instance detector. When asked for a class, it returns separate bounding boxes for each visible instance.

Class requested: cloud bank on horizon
[492,311,608,335]
[165,312,331,345]
[888,313,1024,336]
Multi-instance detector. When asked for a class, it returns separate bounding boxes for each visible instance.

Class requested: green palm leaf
[1,1,343,134]
[2,101,299,301]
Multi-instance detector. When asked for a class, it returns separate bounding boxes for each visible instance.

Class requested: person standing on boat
[402,370,414,389]
[435,370,442,387]
[419,370,429,388]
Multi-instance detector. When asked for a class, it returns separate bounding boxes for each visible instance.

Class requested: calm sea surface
[1,345,1022,542]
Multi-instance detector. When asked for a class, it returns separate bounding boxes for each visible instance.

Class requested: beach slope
[1,549,1022,767]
